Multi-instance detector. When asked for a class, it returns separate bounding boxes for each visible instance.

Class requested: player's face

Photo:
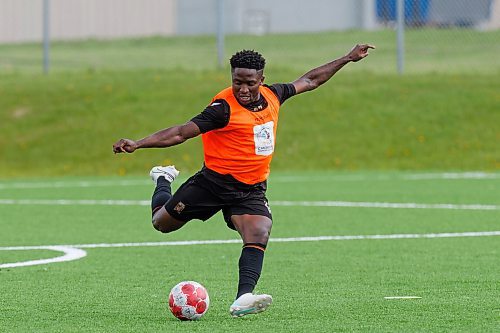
[231,68,264,106]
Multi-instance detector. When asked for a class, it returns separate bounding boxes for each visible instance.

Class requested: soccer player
[112,44,374,317]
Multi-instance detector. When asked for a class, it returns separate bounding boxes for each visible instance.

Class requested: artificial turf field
[0,171,499,332]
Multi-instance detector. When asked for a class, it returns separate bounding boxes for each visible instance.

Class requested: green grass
[0,69,498,177]
[1,29,500,74]
[1,30,499,178]
[1,30,499,332]
[0,171,499,332]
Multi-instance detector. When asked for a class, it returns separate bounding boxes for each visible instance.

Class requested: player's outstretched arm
[292,44,375,95]
[112,121,201,154]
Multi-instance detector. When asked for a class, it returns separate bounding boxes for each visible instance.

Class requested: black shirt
[191,83,296,133]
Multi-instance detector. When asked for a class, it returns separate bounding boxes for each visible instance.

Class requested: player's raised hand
[346,44,376,62]
[112,138,138,154]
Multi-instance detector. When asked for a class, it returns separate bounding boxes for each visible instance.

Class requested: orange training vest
[201,86,281,185]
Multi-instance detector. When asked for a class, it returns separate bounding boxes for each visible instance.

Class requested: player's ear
[260,75,265,85]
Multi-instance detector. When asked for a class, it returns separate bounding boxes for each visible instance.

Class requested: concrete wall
[0,0,43,43]
[0,0,176,43]
[0,0,385,43]
[176,0,378,35]
[239,0,359,34]
[1,0,496,44]
[486,0,500,29]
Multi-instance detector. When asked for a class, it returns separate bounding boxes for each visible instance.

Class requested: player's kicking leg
[150,165,179,215]
[150,165,179,186]
[149,165,186,233]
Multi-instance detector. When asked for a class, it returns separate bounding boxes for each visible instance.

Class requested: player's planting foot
[229,293,272,318]
[149,165,179,185]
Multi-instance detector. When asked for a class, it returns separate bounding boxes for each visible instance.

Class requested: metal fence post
[216,0,225,69]
[43,0,50,74]
[396,0,405,75]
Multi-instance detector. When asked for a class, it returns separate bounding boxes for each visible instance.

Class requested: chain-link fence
[377,0,500,74]
[0,0,498,75]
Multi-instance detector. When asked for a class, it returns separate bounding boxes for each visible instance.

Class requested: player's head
[230,50,266,72]
[229,50,266,106]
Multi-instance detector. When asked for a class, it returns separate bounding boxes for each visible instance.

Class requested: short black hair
[230,50,265,71]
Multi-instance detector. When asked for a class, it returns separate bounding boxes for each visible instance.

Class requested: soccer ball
[168,281,210,320]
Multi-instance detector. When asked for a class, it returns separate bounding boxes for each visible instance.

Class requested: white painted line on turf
[272,172,500,182]
[384,296,422,300]
[0,198,498,211]
[0,199,150,206]
[268,231,500,242]
[272,201,500,211]
[1,232,499,251]
[0,246,87,268]
[403,172,499,180]
[0,172,498,189]
[1,231,498,269]
[0,179,150,190]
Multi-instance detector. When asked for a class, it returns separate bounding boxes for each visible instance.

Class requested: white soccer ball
[168,281,210,320]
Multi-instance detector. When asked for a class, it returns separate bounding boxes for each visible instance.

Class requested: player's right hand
[112,138,138,154]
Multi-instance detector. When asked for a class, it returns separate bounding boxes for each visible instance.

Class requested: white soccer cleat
[229,293,273,318]
[149,165,179,185]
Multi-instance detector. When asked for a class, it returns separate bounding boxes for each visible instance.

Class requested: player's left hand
[347,44,376,62]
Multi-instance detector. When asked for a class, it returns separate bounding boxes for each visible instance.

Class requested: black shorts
[164,167,272,230]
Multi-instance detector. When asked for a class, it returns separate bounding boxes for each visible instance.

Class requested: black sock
[151,177,172,216]
[236,244,266,299]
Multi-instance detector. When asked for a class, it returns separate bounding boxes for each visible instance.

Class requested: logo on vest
[253,121,274,156]
[173,201,186,214]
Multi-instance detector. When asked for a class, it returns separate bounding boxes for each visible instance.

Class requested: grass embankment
[1,30,499,178]
[1,29,499,74]
[1,69,498,178]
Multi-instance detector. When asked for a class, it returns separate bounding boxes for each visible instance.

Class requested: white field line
[0,246,87,268]
[1,231,499,269]
[272,172,500,182]
[272,201,500,211]
[0,199,151,206]
[0,198,498,211]
[0,172,498,189]
[0,180,150,189]
[402,172,500,180]
[0,231,498,251]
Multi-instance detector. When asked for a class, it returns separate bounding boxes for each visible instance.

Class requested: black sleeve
[267,83,297,105]
[190,99,230,133]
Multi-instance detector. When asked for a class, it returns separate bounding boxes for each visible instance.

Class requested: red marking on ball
[181,283,195,295]
[196,301,207,314]
[196,287,207,299]
[186,292,199,306]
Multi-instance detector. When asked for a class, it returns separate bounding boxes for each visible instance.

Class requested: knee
[152,218,172,234]
[250,223,272,244]
[234,216,273,245]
